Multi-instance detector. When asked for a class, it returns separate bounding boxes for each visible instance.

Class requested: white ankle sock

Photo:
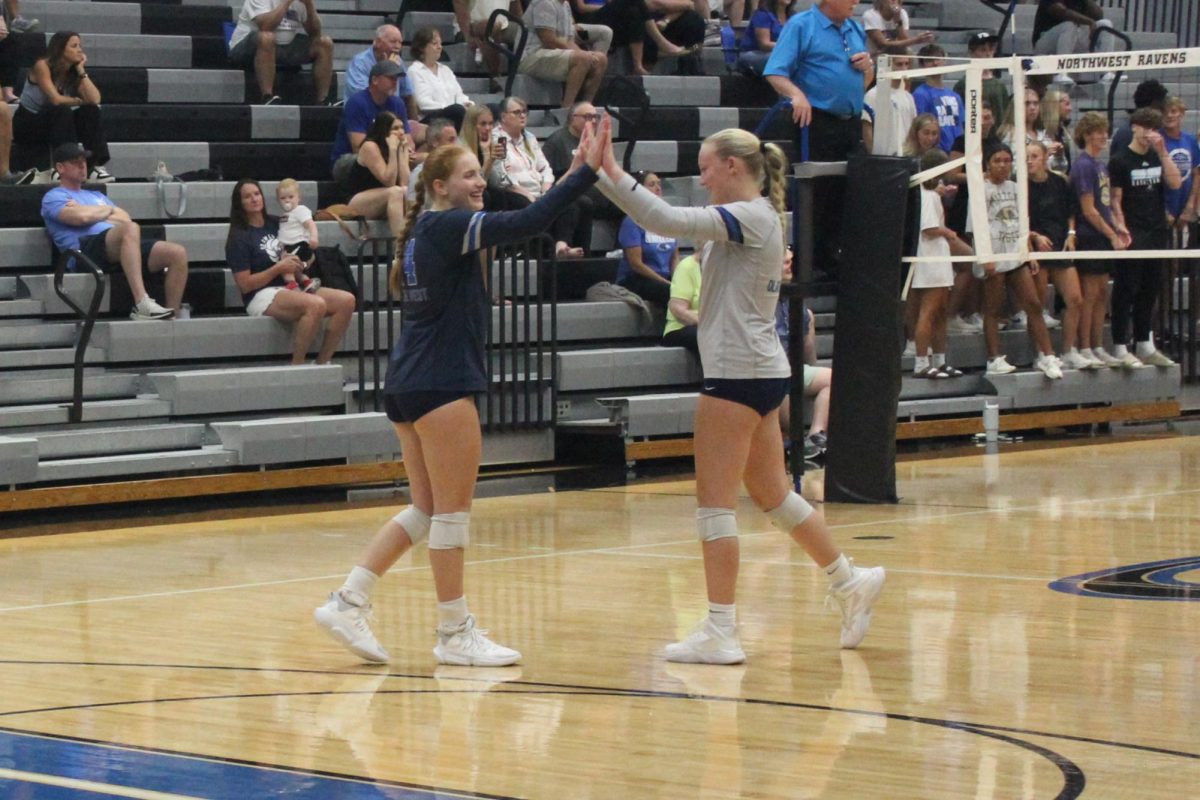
[932,352,946,368]
[708,602,736,632]
[437,596,469,630]
[824,554,853,587]
[1114,344,1129,358]
[914,355,930,372]
[1067,347,1079,356]
[1136,340,1155,357]
[340,566,379,605]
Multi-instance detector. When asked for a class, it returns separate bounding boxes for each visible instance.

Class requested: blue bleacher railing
[52,248,107,425]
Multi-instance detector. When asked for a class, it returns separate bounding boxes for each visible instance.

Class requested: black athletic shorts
[384,391,474,423]
[700,377,789,417]
[77,232,156,274]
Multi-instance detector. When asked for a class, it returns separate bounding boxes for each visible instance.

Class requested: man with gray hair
[345,24,417,119]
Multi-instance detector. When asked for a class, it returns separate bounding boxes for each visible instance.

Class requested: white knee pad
[428,511,471,550]
[767,491,814,533]
[392,506,431,545]
[696,507,738,542]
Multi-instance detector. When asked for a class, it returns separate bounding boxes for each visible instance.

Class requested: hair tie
[759,141,768,154]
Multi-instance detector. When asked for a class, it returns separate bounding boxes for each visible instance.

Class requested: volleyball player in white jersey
[594,118,886,663]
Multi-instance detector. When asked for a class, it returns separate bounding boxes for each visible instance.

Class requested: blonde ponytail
[704,128,791,250]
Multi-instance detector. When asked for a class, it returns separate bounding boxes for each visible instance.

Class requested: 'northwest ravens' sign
[1049,556,1200,601]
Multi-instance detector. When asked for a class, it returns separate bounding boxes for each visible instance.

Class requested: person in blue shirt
[41,143,187,320]
[330,60,424,183]
[763,0,872,275]
[1162,96,1200,238]
[616,171,679,306]
[343,24,416,117]
[314,119,609,668]
[911,43,963,153]
[737,0,788,77]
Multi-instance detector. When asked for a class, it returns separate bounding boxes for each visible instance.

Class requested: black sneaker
[262,94,282,105]
[807,431,827,454]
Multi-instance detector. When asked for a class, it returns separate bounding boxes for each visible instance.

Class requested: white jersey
[598,173,789,379]
[278,203,314,246]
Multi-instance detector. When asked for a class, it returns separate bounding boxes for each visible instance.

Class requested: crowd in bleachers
[2,0,1197,389]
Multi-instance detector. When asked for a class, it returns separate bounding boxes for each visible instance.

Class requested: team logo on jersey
[1049,556,1200,601]
[258,233,282,262]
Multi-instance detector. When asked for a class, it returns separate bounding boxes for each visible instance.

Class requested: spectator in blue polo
[330,60,425,184]
[344,24,418,121]
[763,0,872,273]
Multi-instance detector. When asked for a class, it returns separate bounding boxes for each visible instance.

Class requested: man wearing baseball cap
[41,143,188,320]
[953,31,1010,130]
[330,59,425,182]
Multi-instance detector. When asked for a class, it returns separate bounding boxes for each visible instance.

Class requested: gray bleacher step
[147,364,346,415]
[21,0,141,34]
[0,347,107,370]
[211,412,398,465]
[596,392,698,437]
[0,299,45,317]
[896,395,1014,420]
[0,397,173,429]
[899,373,990,399]
[556,347,702,392]
[0,436,37,483]
[34,423,208,459]
[986,364,1180,408]
[36,445,239,483]
[0,372,139,405]
[0,277,17,300]
[0,322,79,349]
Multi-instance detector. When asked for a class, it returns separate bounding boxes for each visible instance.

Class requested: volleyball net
[873,46,1200,269]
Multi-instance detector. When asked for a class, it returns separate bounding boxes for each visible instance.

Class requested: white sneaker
[827,563,886,649]
[1009,311,1027,330]
[1035,353,1063,379]
[946,315,977,334]
[129,296,174,320]
[88,166,115,183]
[314,591,390,663]
[1059,350,1092,370]
[966,313,985,331]
[434,614,521,666]
[663,618,746,664]
[1042,311,1061,329]
[1118,351,1146,369]
[1140,350,1175,367]
[1054,72,1075,85]
[1092,347,1123,368]
[902,340,916,358]
[1079,349,1105,369]
[986,355,1017,375]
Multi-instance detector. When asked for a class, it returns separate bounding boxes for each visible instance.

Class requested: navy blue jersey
[384,166,598,394]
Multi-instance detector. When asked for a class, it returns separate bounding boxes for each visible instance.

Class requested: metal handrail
[974,0,1019,55]
[1089,25,1134,129]
[485,9,529,98]
[52,248,107,424]
[595,75,651,172]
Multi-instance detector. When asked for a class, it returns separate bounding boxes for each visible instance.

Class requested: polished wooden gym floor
[1,435,1198,798]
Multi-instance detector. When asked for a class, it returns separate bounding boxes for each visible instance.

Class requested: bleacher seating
[0,0,1188,504]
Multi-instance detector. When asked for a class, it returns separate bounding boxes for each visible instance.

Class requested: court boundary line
[0,660,1195,764]
[0,682,1088,800]
[0,766,203,800]
[3,484,1199,614]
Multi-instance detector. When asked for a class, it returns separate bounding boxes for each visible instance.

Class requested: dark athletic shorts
[699,377,790,417]
[77,232,156,273]
[384,391,474,423]
[1074,235,1112,275]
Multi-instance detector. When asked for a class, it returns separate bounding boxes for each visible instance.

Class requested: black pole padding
[824,154,913,504]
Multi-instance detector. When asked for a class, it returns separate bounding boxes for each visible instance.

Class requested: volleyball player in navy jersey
[594,117,886,663]
[314,122,609,667]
